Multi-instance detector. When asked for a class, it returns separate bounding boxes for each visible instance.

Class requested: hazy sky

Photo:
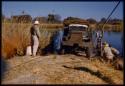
[2,1,123,21]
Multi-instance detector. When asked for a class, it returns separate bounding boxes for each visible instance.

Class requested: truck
[61,24,94,58]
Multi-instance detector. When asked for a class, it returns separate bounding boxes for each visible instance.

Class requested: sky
[2,1,123,21]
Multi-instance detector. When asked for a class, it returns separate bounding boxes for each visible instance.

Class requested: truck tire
[60,48,65,54]
[73,44,79,55]
[85,47,91,58]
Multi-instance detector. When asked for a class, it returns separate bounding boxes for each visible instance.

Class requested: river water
[103,31,124,57]
[93,31,124,57]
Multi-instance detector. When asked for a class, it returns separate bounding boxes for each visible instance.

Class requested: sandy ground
[1,54,123,85]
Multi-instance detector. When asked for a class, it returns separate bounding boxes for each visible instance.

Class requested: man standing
[96,30,103,56]
[53,28,64,54]
[30,20,41,56]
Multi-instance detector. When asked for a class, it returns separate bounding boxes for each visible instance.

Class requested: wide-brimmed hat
[34,21,39,25]
[105,44,109,47]
[103,41,107,45]
[103,42,109,47]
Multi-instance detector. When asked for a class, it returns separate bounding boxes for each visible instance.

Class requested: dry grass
[2,22,63,59]
[2,23,31,58]
[39,24,63,29]
[2,55,123,84]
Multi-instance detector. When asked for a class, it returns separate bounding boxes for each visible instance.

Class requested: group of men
[28,20,63,56]
[26,21,122,70]
[28,20,120,61]
[95,31,120,63]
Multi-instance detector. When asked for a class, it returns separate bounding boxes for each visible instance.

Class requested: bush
[2,23,31,58]
[2,23,62,59]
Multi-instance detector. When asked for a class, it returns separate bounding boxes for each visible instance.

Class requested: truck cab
[62,24,94,57]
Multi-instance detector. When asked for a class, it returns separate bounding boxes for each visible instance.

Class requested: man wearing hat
[102,42,114,63]
[30,20,41,56]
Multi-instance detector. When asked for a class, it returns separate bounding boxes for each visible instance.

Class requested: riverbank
[1,54,123,84]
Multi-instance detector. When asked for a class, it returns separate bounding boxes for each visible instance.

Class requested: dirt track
[1,54,123,84]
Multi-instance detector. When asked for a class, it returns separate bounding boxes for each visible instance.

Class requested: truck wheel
[85,47,91,58]
[73,44,78,55]
[61,48,65,54]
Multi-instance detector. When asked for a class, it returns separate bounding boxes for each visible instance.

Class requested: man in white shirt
[30,20,41,56]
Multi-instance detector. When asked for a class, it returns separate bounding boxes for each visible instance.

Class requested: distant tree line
[2,13,123,25]
[2,13,62,24]
[86,17,123,25]
[99,17,122,25]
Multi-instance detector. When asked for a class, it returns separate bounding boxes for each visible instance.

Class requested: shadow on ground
[40,43,86,56]
[1,57,8,80]
[63,65,115,84]
[40,42,54,56]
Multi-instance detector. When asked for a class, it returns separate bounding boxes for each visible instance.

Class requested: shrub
[2,22,62,59]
